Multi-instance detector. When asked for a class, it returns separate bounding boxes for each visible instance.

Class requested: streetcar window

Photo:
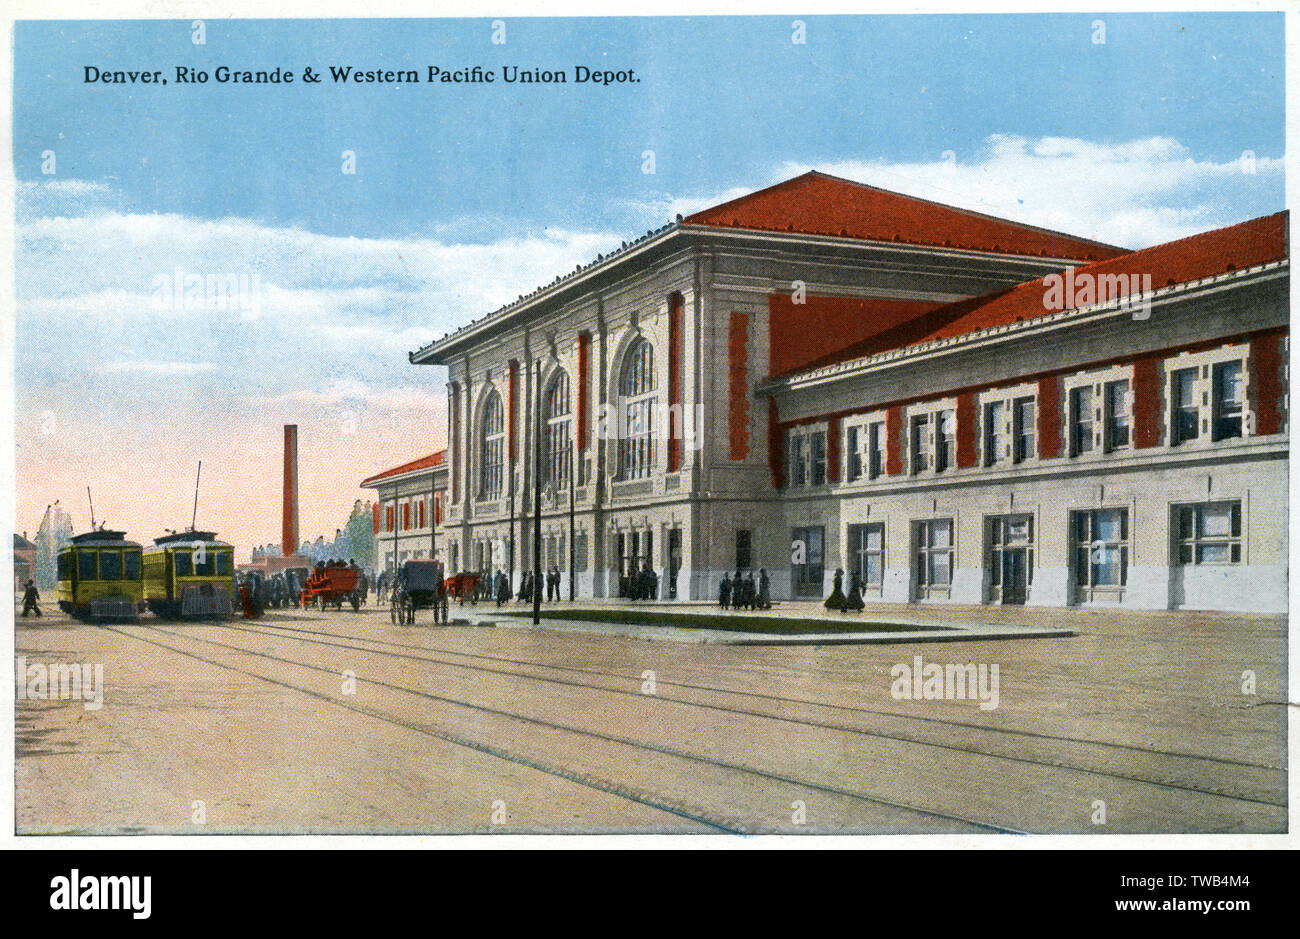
[58,553,72,580]
[173,551,192,576]
[215,551,231,576]
[124,550,141,580]
[78,551,97,581]
[195,549,216,576]
[100,550,122,580]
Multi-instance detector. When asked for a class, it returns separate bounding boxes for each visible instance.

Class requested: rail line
[219,617,1285,808]
[101,622,1022,834]
[255,616,1281,771]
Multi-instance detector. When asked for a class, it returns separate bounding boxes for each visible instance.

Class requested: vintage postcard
[4,3,1295,880]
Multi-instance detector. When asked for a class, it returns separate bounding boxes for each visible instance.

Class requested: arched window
[545,371,572,490]
[620,338,656,480]
[480,390,504,500]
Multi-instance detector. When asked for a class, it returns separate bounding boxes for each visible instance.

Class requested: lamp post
[533,358,543,626]
[569,437,576,602]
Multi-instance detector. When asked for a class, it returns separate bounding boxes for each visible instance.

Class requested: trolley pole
[533,357,543,626]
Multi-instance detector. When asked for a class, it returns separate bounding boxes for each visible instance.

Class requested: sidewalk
[445,599,1084,645]
[437,597,1286,645]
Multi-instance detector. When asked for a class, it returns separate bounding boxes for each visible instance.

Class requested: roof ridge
[683,169,1129,254]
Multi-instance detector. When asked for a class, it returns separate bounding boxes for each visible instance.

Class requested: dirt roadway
[14,605,1288,835]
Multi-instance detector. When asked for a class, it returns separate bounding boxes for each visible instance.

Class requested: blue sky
[12,14,1286,550]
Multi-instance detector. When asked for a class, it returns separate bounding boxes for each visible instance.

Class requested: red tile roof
[684,171,1128,262]
[792,211,1288,375]
[360,450,446,487]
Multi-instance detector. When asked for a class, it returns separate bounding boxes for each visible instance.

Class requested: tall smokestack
[282,424,299,556]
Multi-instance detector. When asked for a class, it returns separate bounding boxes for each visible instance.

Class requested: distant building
[13,533,36,593]
[361,452,448,574]
[403,172,1287,612]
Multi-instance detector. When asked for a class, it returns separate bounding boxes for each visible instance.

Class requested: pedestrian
[845,569,865,612]
[433,556,448,624]
[494,568,509,607]
[20,579,41,617]
[758,568,771,610]
[825,569,847,612]
[743,571,757,610]
[719,573,732,610]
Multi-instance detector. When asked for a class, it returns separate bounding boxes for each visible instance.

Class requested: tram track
[99,622,1024,834]
[220,617,1286,809]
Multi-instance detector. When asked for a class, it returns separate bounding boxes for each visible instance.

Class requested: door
[792,526,825,598]
[667,528,681,600]
[1002,549,1027,605]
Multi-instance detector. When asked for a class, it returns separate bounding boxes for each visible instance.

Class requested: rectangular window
[1014,397,1036,463]
[735,530,753,570]
[936,410,955,473]
[58,552,72,580]
[1172,367,1199,444]
[215,551,230,576]
[810,431,827,485]
[869,422,885,479]
[915,519,953,598]
[1072,508,1128,598]
[911,415,931,474]
[99,550,122,581]
[1212,361,1244,440]
[1070,386,1094,455]
[195,549,218,576]
[78,551,97,581]
[984,401,1005,466]
[386,505,394,532]
[788,434,807,487]
[173,551,193,577]
[1105,380,1130,450]
[846,426,862,482]
[1177,502,1242,565]
[848,523,884,592]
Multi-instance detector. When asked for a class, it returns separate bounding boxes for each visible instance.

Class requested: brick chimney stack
[282,424,299,556]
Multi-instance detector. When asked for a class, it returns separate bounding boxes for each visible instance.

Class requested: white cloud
[98,360,218,376]
[786,135,1282,248]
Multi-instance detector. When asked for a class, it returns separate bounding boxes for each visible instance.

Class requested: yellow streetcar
[143,531,236,619]
[56,530,145,620]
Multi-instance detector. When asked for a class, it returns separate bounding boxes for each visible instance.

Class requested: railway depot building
[361,451,448,573]
[407,172,1288,613]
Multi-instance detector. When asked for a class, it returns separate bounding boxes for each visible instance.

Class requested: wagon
[391,560,446,625]
[300,566,361,611]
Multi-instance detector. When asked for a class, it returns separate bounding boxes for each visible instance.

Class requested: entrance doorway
[791,526,825,598]
[988,514,1033,605]
[667,528,681,599]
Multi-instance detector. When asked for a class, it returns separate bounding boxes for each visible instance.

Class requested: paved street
[15,603,1287,834]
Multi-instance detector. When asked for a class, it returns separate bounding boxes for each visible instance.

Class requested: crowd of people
[718,568,772,611]
[619,560,659,601]
[474,567,570,607]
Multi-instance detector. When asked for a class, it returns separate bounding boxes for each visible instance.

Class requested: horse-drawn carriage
[390,560,448,625]
[444,571,481,604]
[300,564,361,611]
